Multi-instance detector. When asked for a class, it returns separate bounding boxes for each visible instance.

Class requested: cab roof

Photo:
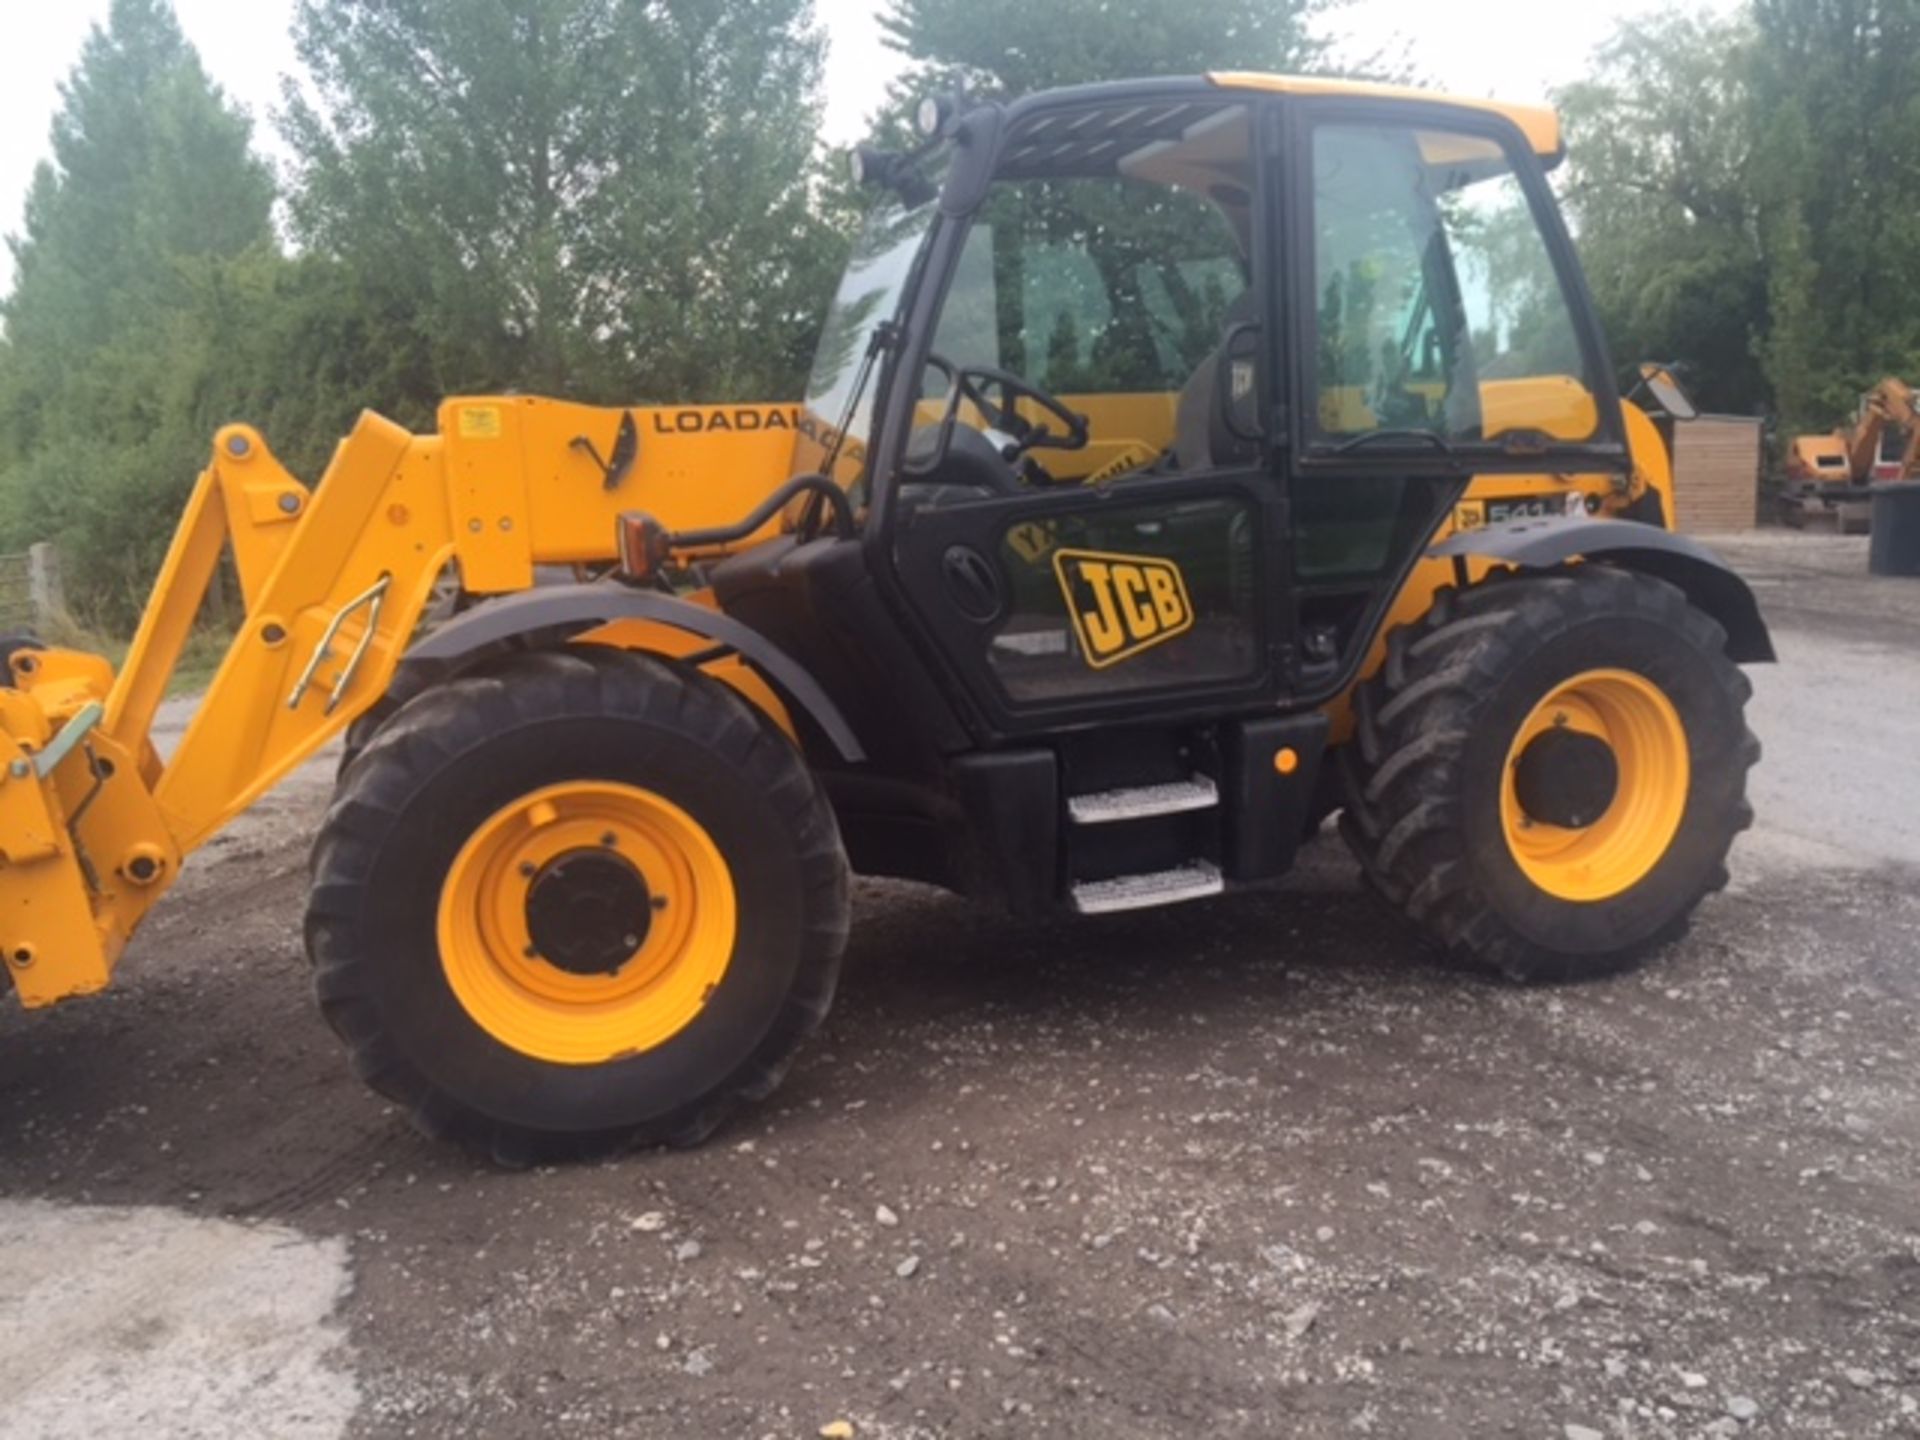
[1207,72,1562,159]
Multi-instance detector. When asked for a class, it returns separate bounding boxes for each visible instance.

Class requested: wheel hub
[525,848,654,976]
[435,780,738,1064]
[1499,668,1691,902]
[1513,726,1619,829]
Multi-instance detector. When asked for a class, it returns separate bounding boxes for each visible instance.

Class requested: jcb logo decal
[1052,548,1194,669]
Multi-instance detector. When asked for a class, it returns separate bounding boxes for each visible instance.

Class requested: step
[1071,860,1225,915]
[1066,774,1219,825]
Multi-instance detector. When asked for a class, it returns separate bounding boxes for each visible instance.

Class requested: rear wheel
[1339,566,1759,981]
[306,647,849,1162]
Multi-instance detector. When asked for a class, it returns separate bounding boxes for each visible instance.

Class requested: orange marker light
[616,511,671,583]
[1274,747,1299,775]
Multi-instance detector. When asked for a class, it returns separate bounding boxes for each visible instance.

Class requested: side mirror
[1635,362,1698,422]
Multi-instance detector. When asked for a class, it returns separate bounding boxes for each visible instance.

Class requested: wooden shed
[1670,415,1762,533]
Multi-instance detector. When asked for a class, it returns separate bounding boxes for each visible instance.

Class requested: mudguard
[1430,517,1775,664]
[406,583,866,761]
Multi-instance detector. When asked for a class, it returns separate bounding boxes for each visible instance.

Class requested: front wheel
[1339,566,1759,982]
[305,647,849,1162]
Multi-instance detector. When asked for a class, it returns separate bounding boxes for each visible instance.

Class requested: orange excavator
[1782,378,1920,530]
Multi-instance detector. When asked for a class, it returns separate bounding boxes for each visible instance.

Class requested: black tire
[1338,566,1759,982]
[306,647,849,1163]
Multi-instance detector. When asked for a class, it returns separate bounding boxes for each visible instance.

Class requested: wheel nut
[600,832,618,848]
[519,861,536,878]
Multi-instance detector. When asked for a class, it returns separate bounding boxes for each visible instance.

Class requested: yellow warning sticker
[457,406,503,440]
[1451,498,1487,532]
[1006,521,1057,564]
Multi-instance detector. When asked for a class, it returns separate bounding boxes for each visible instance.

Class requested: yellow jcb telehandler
[0,74,1770,1160]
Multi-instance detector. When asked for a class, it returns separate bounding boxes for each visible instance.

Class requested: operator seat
[1169,288,1261,472]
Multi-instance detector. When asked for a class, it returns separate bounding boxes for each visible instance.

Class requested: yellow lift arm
[0,396,801,1008]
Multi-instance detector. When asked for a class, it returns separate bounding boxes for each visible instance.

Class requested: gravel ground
[1,532,1916,1440]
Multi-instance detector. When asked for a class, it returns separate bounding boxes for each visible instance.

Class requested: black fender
[406,583,866,761]
[1430,517,1775,663]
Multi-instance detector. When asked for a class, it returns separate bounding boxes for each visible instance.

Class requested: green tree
[281,0,849,412]
[1556,14,1770,415]
[1747,0,1920,427]
[877,0,1344,99]
[0,0,278,625]
[1559,1,1920,428]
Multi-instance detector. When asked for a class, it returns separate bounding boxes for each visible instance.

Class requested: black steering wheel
[901,354,1092,497]
[951,363,1091,459]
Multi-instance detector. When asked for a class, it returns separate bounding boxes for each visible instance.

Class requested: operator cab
[714,73,1627,900]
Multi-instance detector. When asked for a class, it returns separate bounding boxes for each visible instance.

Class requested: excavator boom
[1782,377,1918,529]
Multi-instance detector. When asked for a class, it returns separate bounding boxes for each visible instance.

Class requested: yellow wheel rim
[437,781,736,1064]
[1500,668,1689,903]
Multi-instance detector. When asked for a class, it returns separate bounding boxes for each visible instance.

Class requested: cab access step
[1072,860,1225,914]
[1067,774,1219,824]
[1048,715,1328,916]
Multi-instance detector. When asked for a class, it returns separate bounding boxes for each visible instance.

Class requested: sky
[0,0,1688,249]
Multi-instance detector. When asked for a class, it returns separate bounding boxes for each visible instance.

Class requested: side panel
[439,397,802,589]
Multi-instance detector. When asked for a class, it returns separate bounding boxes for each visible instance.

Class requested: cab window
[1309,122,1598,447]
[933,178,1246,395]
[919,103,1255,483]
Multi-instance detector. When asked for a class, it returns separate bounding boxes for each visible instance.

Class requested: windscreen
[794,157,949,488]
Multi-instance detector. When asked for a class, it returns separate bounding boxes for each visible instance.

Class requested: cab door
[879,94,1294,737]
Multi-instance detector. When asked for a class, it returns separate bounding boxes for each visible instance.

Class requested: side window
[929,177,1249,399]
[1309,122,1598,445]
[1020,238,1119,393]
[1136,256,1247,381]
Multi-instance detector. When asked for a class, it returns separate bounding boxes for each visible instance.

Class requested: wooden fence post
[28,542,64,628]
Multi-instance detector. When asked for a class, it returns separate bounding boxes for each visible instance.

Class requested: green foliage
[0,0,277,626]
[0,0,858,630]
[878,0,1341,96]
[1560,1,1920,428]
[1749,0,1920,426]
[1556,14,1771,415]
[867,0,1353,148]
[281,0,850,410]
